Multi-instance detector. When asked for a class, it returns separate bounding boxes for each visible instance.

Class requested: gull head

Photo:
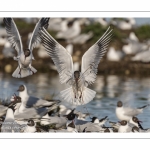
[64,109,76,121]
[132,116,142,123]
[74,71,80,80]
[27,119,35,126]
[119,120,127,126]
[24,49,31,59]
[104,128,110,133]
[132,126,139,132]
[117,101,123,107]
[17,85,25,92]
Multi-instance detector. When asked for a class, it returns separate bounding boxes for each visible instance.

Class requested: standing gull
[116,101,149,121]
[39,26,113,106]
[16,84,60,108]
[3,18,50,78]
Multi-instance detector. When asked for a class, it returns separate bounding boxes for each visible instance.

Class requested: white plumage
[3,18,50,78]
[39,26,112,106]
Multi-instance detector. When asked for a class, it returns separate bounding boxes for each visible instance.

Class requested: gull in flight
[39,26,113,106]
[3,18,50,78]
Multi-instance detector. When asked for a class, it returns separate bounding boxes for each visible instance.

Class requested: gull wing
[28,18,50,54]
[3,18,23,55]
[123,107,142,116]
[39,27,74,84]
[81,26,113,85]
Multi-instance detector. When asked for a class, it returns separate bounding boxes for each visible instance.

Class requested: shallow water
[1,73,150,128]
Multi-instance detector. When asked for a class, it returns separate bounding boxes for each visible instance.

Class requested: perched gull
[116,101,149,121]
[16,85,60,109]
[48,18,68,32]
[125,32,139,43]
[10,91,59,121]
[118,120,132,133]
[111,18,136,30]
[39,26,113,106]
[56,20,81,41]
[129,116,142,128]
[40,113,68,129]
[91,116,108,126]
[1,105,23,132]
[41,109,76,130]
[107,47,124,61]
[58,104,71,116]
[22,119,36,133]
[131,48,150,62]
[96,18,108,27]
[70,31,93,45]
[3,18,50,78]
[122,41,148,55]
[14,101,58,121]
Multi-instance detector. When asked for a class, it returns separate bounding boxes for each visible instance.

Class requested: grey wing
[39,27,74,84]
[75,119,89,125]
[3,18,23,55]
[15,107,47,119]
[28,18,50,55]
[25,96,57,108]
[81,26,113,85]
[123,107,142,116]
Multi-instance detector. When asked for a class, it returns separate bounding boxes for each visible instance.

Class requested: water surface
[0,73,150,128]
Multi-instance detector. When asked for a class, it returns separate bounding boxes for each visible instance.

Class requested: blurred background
[1,18,150,127]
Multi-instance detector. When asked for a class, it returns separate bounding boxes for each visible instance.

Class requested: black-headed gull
[16,84,60,108]
[118,120,132,133]
[91,116,108,126]
[3,18,50,78]
[116,101,149,121]
[1,105,23,132]
[22,119,36,133]
[39,26,113,106]
[40,113,68,129]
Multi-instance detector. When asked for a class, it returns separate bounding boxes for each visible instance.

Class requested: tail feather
[12,66,37,78]
[60,87,96,106]
[60,87,74,104]
[82,87,96,105]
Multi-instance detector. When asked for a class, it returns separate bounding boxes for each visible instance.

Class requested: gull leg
[29,64,35,75]
[18,65,22,76]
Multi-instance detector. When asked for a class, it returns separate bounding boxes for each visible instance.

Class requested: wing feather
[28,18,50,52]
[3,18,23,55]
[81,26,113,85]
[39,27,74,84]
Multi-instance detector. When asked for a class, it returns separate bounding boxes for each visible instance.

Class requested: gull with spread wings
[39,26,113,106]
[3,18,50,78]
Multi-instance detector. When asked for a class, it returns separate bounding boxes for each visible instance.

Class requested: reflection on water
[1,73,150,128]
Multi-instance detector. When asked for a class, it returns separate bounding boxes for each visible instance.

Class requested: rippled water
[1,73,150,128]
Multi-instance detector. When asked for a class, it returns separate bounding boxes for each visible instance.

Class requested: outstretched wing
[3,18,23,55]
[81,26,113,85]
[39,27,74,84]
[28,18,50,52]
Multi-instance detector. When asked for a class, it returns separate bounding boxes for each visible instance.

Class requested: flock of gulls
[1,18,150,65]
[0,18,150,133]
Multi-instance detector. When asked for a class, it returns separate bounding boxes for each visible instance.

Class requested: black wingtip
[83,127,87,132]
[138,104,149,109]
[40,18,50,29]
[3,18,12,25]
